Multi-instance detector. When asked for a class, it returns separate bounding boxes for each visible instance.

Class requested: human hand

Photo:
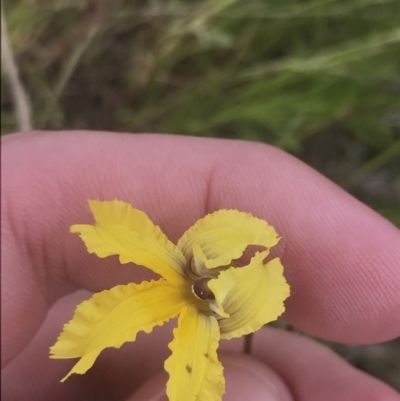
[2,131,400,401]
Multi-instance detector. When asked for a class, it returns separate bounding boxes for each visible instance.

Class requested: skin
[1,130,400,401]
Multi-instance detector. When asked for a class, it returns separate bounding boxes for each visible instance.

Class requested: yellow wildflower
[50,200,290,401]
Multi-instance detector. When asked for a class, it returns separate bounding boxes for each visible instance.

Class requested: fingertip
[126,352,293,401]
[221,353,293,401]
[123,371,167,401]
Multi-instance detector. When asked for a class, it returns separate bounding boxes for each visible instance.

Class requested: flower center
[191,277,215,300]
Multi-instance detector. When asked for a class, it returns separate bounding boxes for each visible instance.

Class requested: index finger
[2,130,399,367]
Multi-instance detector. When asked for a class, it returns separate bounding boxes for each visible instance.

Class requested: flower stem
[286,324,295,332]
[243,333,253,355]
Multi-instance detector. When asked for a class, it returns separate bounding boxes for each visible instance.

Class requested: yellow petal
[208,252,290,340]
[165,307,224,401]
[50,280,186,381]
[177,210,279,274]
[71,200,186,284]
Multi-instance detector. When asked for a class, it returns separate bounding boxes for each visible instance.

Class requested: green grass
[2,1,399,227]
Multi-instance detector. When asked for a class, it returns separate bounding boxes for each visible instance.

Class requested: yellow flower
[50,200,290,401]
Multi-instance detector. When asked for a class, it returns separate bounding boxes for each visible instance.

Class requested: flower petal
[165,306,224,401]
[50,280,186,381]
[177,210,279,273]
[208,252,290,339]
[71,200,186,284]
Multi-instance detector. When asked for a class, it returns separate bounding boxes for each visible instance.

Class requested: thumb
[127,352,293,401]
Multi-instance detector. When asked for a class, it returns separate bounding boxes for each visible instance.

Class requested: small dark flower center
[191,277,215,300]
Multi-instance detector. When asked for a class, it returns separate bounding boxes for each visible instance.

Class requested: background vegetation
[2,0,399,391]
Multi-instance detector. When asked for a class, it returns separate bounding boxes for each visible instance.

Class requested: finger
[1,291,94,401]
[251,327,400,401]
[3,289,293,401]
[126,354,293,401]
[2,289,241,401]
[2,131,400,367]
[4,291,399,401]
